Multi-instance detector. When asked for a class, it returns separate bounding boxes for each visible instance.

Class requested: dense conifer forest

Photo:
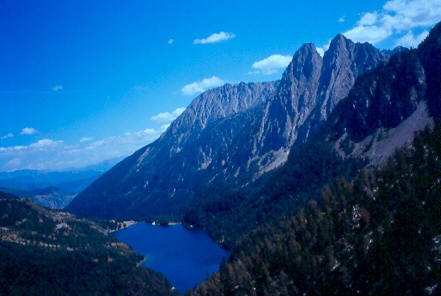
[183,137,365,249]
[188,122,441,295]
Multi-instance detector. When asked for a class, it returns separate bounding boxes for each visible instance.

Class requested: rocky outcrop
[66,34,397,220]
[248,36,393,177]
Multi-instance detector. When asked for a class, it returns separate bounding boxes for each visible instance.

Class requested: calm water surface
[112,222,229,293]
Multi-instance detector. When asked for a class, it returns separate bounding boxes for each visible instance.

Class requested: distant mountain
[67,34,395,220]
[0,192,175,295]
[0,158,121,208]
[0,186,75,209]
[0,158,120,193]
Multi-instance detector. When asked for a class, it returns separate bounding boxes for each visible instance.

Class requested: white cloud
[395,30,429,47]
[316,47,325,57]
[0,138,62,154]
[0,126,166,171]
[382,0,441,30]
[344,25,392,44]
[79,137,93,143]
[1,133,13,140]
[250,54,292,75]
[5,158,21,169]
[151,107,186,124]
[29,139,63,149]
[358,12,380,26]
[193,31,236,44]
[168,39,174,44]
[52,85,63,91]
[338,17,345,23]
[342,0,441,46]
[316,39,332,57]
[80,128,164,160]
[20,127,39,135]
[181,76,224,96]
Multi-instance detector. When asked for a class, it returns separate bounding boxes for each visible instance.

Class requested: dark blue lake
[112,222,229,293]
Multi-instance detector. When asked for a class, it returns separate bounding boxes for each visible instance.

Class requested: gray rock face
[67,82,278,218]
[251,36,392,175]
[329,48,431,166]
[317,34,391,120]
[66,35,395,219]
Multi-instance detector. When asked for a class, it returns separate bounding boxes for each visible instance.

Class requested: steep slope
[189,123,441,295]
[252,37,392,174]
[67,34,394,220]
[0,192,175,295]
[183,22,441,248]
[189,24,441,293]
[67,82,278,218]
[316,34,392,121]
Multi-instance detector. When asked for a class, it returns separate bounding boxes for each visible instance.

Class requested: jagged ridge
[67,34,398,220]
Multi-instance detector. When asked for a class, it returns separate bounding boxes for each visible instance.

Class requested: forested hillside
[183,22,441,249]
[0,194,176,295]
[189,121,441,295]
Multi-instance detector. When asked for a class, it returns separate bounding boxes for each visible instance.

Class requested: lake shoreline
[111,222,229,293]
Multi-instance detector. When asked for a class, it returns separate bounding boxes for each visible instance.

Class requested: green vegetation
[188,122,441,295]
[0,194,176,295]
[183,132,365,249]
[183,45,437,251]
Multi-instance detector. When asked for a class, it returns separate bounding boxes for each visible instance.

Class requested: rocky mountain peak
[327,33,350,51]
[66,33,403,220]
[281,42,322,84]
[316,33,392,121]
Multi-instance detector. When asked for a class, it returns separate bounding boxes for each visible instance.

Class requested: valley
[1,9,440,296]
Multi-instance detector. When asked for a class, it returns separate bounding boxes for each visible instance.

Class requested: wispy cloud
[29,139,63,149]
[181,76,224,96]
[343,0,441,46]
[52,85,63,91]
[338,16,345,23]
[395,30,429,47]
[0,138,62,154]
[193,31,235,44]
[20,127,39,135]
[83,128,163,155]
[79,137,93,143]
[1,133,13,140]
[0,127,165,172]
[151,107,186,124]
[168,39,174,44]
[249,54,292,75]
[0,105,189,171]
[344,24,392,45]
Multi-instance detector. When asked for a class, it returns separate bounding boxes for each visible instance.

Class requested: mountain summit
[67,34,402,220]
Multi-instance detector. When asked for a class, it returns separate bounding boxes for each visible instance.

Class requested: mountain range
[0,158,122,209]
[67,33,407,220]
[3,20,441,296]
[185,23,441,295]
[68,22,440,249]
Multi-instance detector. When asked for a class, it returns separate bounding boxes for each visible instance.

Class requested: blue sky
[1,0,440,172]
